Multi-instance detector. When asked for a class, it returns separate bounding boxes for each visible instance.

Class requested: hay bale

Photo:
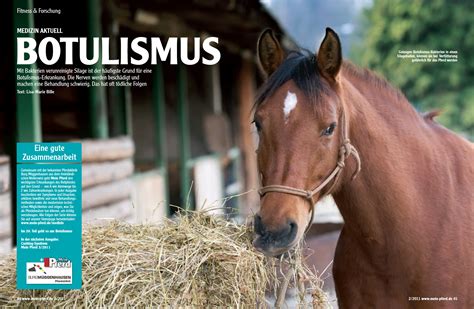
[0,212,327,307]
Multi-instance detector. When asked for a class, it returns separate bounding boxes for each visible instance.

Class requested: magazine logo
[26,257,72,284]
[43,257,72,268]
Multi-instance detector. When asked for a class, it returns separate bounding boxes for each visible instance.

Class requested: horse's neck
[332,74,435,245]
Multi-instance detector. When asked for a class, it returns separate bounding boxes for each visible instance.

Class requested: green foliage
[351,0,474,138]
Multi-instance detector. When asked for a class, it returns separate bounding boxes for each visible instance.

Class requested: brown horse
[252,28,474,308]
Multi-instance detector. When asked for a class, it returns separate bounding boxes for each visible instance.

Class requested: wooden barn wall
[0,156,11,255]
[81,137,135,224]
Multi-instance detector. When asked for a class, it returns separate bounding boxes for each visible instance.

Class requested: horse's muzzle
[252,214,298,256]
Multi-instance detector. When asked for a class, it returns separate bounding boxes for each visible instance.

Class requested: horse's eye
[322,122,336,136]
[254,120,262,132]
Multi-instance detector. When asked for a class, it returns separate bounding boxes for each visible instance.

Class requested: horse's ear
[257,29,284,78]
[316,28,342,81]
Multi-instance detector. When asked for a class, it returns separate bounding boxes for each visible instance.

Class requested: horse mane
[341,61,407,104]
[341,62,442,124]
[255,50,428,123]
[255,50,407,108]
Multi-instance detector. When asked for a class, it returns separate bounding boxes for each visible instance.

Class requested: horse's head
[253,28,353,256]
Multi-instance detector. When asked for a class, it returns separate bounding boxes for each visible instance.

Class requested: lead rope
[258,102,362,233]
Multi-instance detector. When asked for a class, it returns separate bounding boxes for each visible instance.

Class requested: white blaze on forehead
[283,91,298,122]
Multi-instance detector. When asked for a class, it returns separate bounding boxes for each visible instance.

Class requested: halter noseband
[257,103,362,232]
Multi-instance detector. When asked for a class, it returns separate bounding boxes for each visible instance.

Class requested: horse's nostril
[254,214,264,235]
[289,221,296,231]
[288,220,297,236]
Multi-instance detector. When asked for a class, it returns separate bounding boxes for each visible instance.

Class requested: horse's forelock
[254,50,331,109]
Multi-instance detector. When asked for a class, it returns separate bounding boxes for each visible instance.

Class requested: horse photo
[253,28,474,307]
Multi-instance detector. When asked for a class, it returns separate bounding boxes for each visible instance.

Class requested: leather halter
[258,102,362,233]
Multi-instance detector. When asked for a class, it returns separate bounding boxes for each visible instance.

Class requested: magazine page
[1,0,472,307]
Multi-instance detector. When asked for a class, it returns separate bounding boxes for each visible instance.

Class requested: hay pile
[0,212,327,308]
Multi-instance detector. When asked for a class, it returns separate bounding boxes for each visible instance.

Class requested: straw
[0,211,327,308]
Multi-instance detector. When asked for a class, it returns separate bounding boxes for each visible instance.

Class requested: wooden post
[106,19,126,137]
[123,86,132,136]
[87,0,108,138]
[152,64,169,213]
[15,0,41,142]
[238,58,260,216]
[105,18,132,138]
[211,64,222,114]
[177,63,192,209]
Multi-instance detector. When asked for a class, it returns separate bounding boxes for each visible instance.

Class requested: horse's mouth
[252,235,297,257]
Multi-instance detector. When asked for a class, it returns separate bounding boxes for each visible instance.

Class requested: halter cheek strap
[257,104,362,233]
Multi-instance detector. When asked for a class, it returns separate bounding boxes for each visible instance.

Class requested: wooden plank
[238,59,260,216]
[0,163,10,194]
[0,216,11,238]
[194,156,224,215]
[82,159,134,188]
[83,199,133,224]
[81,137,134,162]
[121,215,134,223]
[0,192,11,217]
[131,170,167,224]
[0,156,9,165]
[82,179,132,210]
[0,237,12,256]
